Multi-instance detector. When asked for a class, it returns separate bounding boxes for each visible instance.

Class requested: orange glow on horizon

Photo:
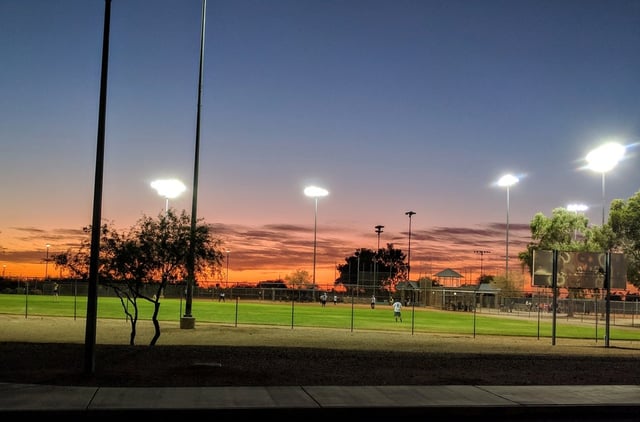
[4,260,636,295]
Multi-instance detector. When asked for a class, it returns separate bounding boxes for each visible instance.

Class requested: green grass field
[1,293,639,341]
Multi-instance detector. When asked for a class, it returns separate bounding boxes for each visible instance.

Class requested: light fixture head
[304,186,329,198]
[498,174,519,187]
[151,179,186,199]
[586,142,626,173]
[567,203,588,213]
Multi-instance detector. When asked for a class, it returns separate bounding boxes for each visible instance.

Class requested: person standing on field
[392,298,402,322]
[370,295,376,309]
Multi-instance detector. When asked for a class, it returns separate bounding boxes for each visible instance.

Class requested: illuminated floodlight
[567,204,588,213]
[151,179,186,212]
[586,142,625,225]
[497,174,519,188]
[497,174,519,280]
[304,186,329,198]
[586,142,626,173]
[304,185,329,297]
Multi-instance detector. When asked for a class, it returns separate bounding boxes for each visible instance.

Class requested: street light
[150,179,186,212]
[567,203,588,240]
[405,211,416,281]
[497,174,519,279]
[2,265,6,277]
[586,142,626,226]
[304,186,329,296]
[473,250,491,281]
[374,225,384,294]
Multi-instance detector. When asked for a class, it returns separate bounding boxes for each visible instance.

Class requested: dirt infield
[1,315,639,387]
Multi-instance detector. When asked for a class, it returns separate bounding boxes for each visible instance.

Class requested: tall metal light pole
[586,142,625,226]
[374,225,384,294]
[473,250,490,282]
[183,0,207,329]
[304,186,329,297]
[586,142,625,349]
[405,211,416,281]
[225,249,230,288]
[497,174,518,280]
[85,0,111,375]
[567,203,588,241]
[151,179,186,213]
[44,243,51,280]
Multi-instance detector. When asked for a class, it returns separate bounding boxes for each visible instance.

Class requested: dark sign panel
[532,249,553,287]
[557,251,605,289]
[532,250,626,289]
[610,253,628,289]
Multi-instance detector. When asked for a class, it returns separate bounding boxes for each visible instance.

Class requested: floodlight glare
[586,142,625,173]
[497,174,519,187]
[151,179,187,198]
[151,179,186,212]
[497,173,519,280]
[304,185,328,298]
[304,186,329,198]
[586,141,625,226]
[567,204,588,213]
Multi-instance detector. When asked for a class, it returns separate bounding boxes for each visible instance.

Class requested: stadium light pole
[304,186,329,298]
[374,225,384,294]
[473,250,490,282]
[225,249,230,288]
[586,141,625,349]
[586,142,625,226]
[44,243,51,280]
[567,203,588,240]
[150,179,186,213]
[405,211,416,281]
[497,174,519,280]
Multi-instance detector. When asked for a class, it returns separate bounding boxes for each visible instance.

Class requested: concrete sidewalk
[0,383,639,419]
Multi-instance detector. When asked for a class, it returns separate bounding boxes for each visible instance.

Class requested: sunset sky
[1,0,639,288]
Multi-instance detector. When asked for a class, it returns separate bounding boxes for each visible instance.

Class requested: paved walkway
[1,383,639,419]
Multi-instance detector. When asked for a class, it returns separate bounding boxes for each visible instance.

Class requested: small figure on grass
[392,298,402,322]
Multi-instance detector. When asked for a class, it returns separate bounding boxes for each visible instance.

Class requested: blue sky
[1,0,639,284]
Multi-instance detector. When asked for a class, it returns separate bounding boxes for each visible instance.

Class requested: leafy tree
[284,269,312,289]
[517,206,622,315]
[609,191,640,288]
[518,207,604,275]
[478,274,494,284]
[52,226,93,280]
[335,244,407,293]
[53,210,224,345]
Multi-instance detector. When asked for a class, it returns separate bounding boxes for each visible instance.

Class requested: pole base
[180,316,196,329]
